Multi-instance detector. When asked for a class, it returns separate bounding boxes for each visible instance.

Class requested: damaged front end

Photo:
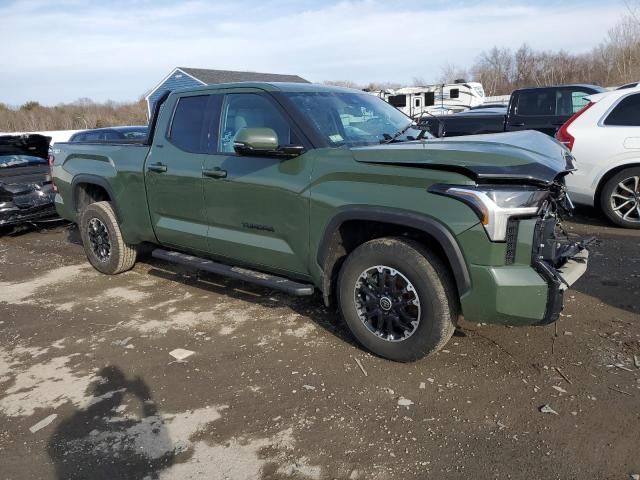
[0,134,57,227]
[530,182,592,324]
[433,166,592,326]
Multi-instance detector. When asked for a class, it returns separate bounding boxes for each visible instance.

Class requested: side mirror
[233,127,305,158]
[437,121,446,138]
[233,128,279,155]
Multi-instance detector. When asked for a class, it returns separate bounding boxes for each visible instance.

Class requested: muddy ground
[0,208,639,480]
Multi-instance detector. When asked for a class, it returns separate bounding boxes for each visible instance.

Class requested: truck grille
[505,219,519,265]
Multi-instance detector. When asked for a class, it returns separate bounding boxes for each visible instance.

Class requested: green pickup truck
[51,82,589,361]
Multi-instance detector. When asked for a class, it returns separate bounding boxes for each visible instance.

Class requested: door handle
[203,168,227,179]
[508,122,525,127]
[147,162,167,173]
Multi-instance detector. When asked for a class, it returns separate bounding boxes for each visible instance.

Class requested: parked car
[421,85,604,138]
[556,85,640,228]
[68,126,148,142]
[0,134,57,228]
[51,82,589,362]
[616,82,639,90]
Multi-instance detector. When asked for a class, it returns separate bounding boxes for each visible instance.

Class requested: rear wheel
[600,167,640,229]
[79,201,137,274]
[337,237,457,362]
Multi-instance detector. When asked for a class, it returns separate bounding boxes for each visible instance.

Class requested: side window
[556,90,591,115]
[169,95,210,153]
[85,132,102,141]
[103,131,122,141]
[517,90,555,116]
[604,94,640,126]
[570,90,591,113]
[388,95,407,108]
[219,93,295,153]
[450,88,460,99]
[424,92,435,106]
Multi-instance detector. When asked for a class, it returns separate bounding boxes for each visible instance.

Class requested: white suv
[557,85,640,228]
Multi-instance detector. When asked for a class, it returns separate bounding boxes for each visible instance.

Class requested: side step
[151,249,315,296]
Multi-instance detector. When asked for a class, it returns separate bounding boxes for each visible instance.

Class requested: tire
[337,237,457,362]
[600,167,640,229]
[79,201,137,274]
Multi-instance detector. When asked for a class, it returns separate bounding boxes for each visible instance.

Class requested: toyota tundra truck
[51,82,589,362]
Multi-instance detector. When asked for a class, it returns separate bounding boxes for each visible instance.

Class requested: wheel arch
[71,175,121,221]
[317,207,471,307]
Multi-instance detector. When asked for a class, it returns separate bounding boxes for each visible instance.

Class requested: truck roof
[170,81,361,96]
[514,84,604,93]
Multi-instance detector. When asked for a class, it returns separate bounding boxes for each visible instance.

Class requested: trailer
[370,81,485,118]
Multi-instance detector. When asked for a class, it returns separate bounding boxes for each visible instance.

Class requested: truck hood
[351,130,574,186]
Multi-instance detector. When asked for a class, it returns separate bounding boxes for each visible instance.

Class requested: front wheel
[337,237,457,362]
[600,167,640,229]
[79,201,137,274]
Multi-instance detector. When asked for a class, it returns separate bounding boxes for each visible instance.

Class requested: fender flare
[316,206,471,296]
[71,174,121,221]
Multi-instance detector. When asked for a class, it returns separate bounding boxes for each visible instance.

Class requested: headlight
[430,185,549,241]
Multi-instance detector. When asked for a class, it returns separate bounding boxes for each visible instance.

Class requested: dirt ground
[0,208,639,480]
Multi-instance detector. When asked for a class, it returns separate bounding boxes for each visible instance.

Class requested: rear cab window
[604,94,640,126]
[168,95,222,153]
[515,89,555,116]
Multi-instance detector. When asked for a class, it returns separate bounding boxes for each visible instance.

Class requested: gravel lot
[1,208,639,480]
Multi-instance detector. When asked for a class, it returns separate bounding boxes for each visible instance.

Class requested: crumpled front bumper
[458,217,590,327]
[0,183,57,226]
[531,218,590,325]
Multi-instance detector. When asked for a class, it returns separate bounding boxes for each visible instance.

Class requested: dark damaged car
[0,134,57,227]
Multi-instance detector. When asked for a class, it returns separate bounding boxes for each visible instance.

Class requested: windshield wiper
[382,122,415,144]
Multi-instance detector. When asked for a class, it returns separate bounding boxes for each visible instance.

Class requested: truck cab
[422,84,604,138]
[51,82,590,362]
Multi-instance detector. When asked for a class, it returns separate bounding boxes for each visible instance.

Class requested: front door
[201,92,313,275]
[145,94,220,252]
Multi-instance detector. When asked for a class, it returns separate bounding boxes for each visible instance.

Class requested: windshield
[284,91,431,147]
[0,154,48,168]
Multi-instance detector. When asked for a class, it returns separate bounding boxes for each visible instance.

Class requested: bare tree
[412,76,428,87]
[0,98,148,132]
[322,80,361,89]
[465,7,640,95]
[438,63,469,84]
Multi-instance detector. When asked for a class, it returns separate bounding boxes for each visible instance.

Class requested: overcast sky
[0,0,627,106]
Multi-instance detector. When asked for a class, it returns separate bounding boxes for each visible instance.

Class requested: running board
[151,249,315,296]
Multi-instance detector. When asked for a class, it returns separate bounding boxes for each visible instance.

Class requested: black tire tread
[80,201,137,274]
[337,236,457,362]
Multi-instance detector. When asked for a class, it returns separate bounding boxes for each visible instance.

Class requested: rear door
[601,92,640,149]
[507,88,558,134]
[201,90,313,275]
[145,93,221,252]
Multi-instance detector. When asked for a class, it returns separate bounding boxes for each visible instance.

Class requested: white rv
[371,81,486,118]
